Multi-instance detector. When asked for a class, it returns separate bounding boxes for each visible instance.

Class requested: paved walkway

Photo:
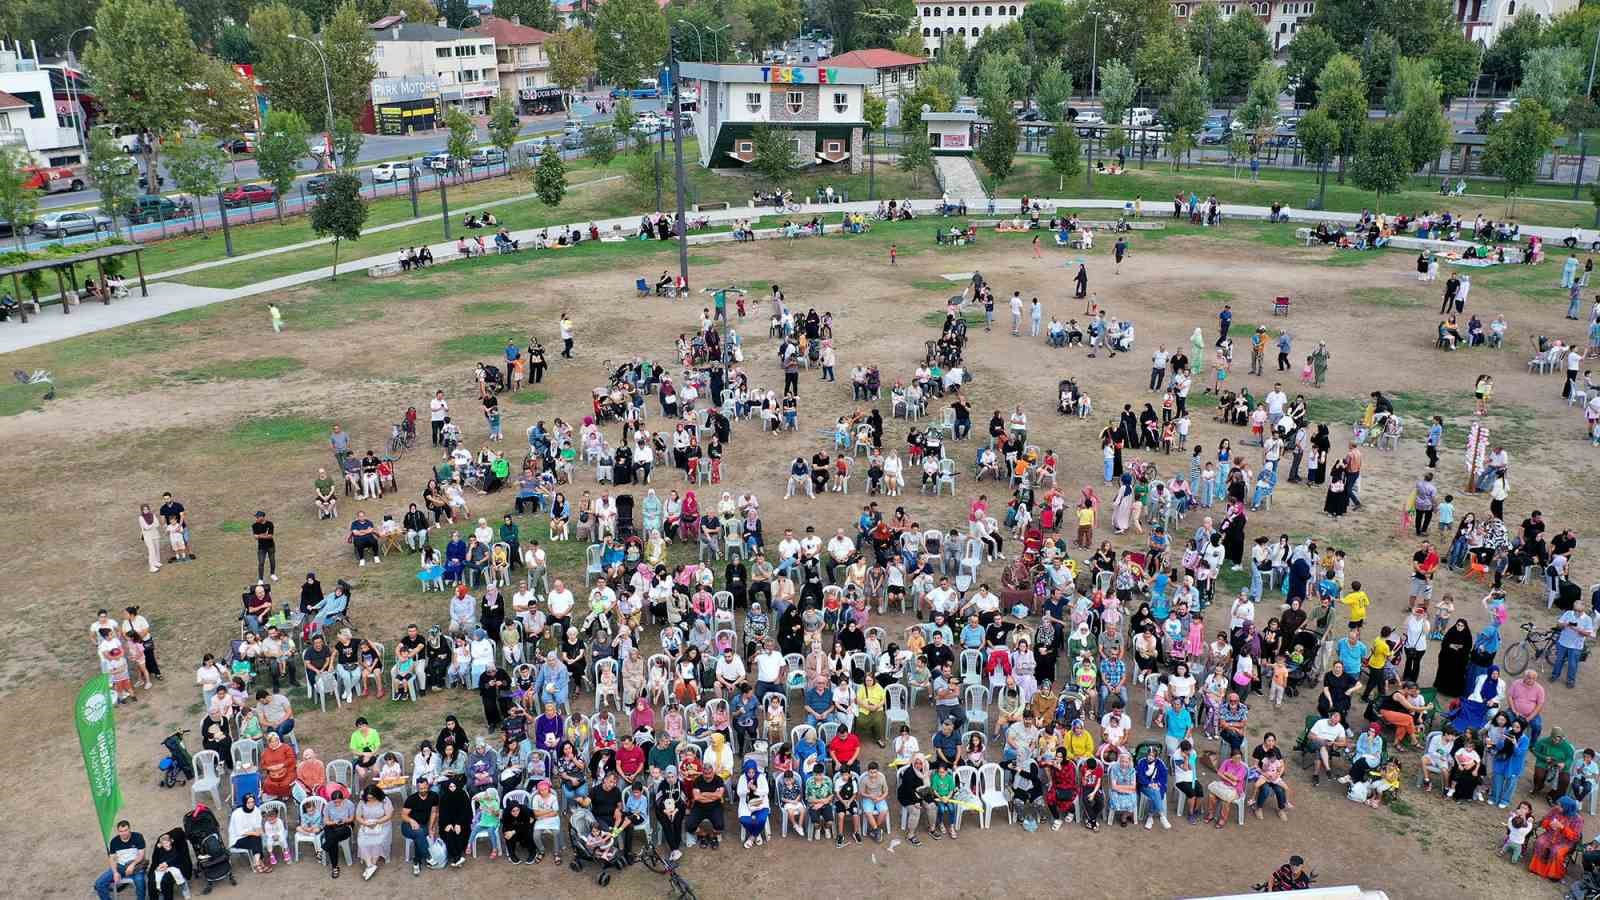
[0,196,1573,355]
[935,157,989,202]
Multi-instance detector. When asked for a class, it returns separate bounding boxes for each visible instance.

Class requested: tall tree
[1349,119,1411,206]
[1483,99,1559,214]
[1035,60,1073,123]
[977,108,1019,189]
[1517,46,1585,122]
[0,148,39,251]
[191,56,263,137]
[443,107,476,179]
[596,0,668,88]
[849,0,916,53]
[0,0,101,57]
[323,2,381,129]
[1237,61,1286,163]
[218,24,260,64]
[1132,22,1190,100]
[493,0,558,30]
[255,109,310,221]
[547,28,598,117]
[749,124,800,187]
[534,142,566,206]
[1297,107,1339,208]
[487,95,520,174]
[977,50,1025,112]
[163,133,228,231]
[1428,29,1481,106]
[1480,11,1547,89]
[1098,59,1136,159]
[1019,0,1072,64]
[1285,25,1338,107]
[179,0,232,50]
[86,130,139,236]
[331,116,365,171]
[1392,59,1451,174]
[309,172,368,279]
[389,0,436,22]
[1309,0,1455,58]
[1207,11,1270,100]
[1045,121,1082,190]
[82,0,206,188]
[1316,52,1367,183]
[438,0,478,27]
[249,3,323,127]
[897,131,931,189]
[1359,30,1400,106]
[961,24,1025,97]
[741,0,802,55]
[583,126,618,167]
[921,64,963,111]
[1161,59,1209,171]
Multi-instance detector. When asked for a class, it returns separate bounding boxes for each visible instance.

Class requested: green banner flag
[75,674,123,843]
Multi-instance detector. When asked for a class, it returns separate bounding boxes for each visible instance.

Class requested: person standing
[559,313,574,359]
[1553,601,1596,688]
[1249,327,1266,376]
[503,339,520,388]
[1401,605,1429,683]
[1563,345,1582,399]
[429,391,448,447]
[158,492,193,560]
[123,605,162,682]
[1114,236,1128,274]
[1310,342,1331,387]
[1425,416,1443,468]
[252,510,278,582]
[1275,330,1292,372]
[138,504,163,574]
[268,302,283,333]
[1216,305,1233,348]
[1009,291,1023,336]
[1440,273,1460,315]
[1030,297,1042,337]
[1413,473,1437,535]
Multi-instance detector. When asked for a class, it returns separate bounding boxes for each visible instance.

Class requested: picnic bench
[695,201,730,211]
[935,229,978,247]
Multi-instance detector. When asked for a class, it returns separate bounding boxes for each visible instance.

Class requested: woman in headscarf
[1432,619,1473,696]
[1111,474,1138,535]
[296,747,326,796]
[147,828,193,900]
[1465,621,1501,690]
[1448,665,1503,733]
[736,758,770,847]
[260,732,297,799]
[1221,505,1247,567]
[776,603,804,656]
[642,489,663,536]
[1529,796,1586,879]
[1323,458,1350,518]
[499,792,536,863]
[534,700,565,754]
[436,777,473,866]
[1190,328,1206,375]
[201,708,234,765]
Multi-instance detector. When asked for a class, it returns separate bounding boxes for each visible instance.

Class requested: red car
[222,183,276,207]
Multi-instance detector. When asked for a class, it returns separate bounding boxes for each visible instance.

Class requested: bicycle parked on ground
[638,845,697,900]
[1502,621,1560,676]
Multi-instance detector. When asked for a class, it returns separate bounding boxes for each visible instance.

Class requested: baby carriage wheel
[570,860,584,873]
[598,871,612,886]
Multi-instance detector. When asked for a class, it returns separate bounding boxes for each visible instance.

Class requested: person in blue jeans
[1489,719,1531,808]
[94,821,146,900]
[1553,604,1595,688]
[399,777,440,875]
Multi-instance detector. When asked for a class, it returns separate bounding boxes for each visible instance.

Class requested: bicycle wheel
[1502,641,1530,676]
[638,849,666,874]
[671,874,698,900]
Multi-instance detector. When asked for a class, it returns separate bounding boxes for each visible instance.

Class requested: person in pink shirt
[1507,669,1548,743]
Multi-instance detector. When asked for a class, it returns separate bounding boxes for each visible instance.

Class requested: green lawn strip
[228,414,331,448]
[168,355,305,383]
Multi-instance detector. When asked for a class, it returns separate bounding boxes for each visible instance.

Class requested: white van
[1129,107,1155,127]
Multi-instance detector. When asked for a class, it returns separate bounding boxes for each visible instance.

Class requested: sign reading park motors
[760,67,840,84]
[371,75,442,103]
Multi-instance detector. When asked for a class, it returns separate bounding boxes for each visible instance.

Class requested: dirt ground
[1,218,1594,898]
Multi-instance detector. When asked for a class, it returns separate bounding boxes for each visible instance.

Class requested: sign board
[75,675,122,842]
[371,75,441,103]
[760,67,840,84]
[939,131,969,150]
[463,86,496,99]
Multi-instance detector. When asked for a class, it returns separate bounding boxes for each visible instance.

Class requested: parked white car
[371,162,414,182]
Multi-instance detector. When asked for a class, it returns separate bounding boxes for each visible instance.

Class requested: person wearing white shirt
[1009,292,1024,335]
[547,580,575,630]
[827,530,856,582]
[964,585,1001,623]
[777,531,801,566]
[753,642,786,698]
[1307,713,1351,783]
[799,529,823,559]
[1264,387,1287,426]
[1150,347,1169,391]
[1100,708,1134,747]
[1228,593,1255,631]
[1564,348,1584,399]
[714,647,747,696]
[429,392,449,447]
[413,745,441,785]
[469,631,497,684]
[925,579,959,619]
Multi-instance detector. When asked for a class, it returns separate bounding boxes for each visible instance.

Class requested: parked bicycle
[1502,621,1560,676]
[638,846,697,900]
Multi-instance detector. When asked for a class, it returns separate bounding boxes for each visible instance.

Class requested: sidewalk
[0,196,1570,355]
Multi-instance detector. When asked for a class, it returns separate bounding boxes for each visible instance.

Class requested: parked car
[1199,116,1233,144]
[126,194,193,225]
[304,173,333,195]
[32,210,114,237]
[371,162,415,182]
[222,183,276,207]
[1074,111,1104,137]
[560,131,585,150]
[423,152,453,172]
[468,147,506,167]
[1129,107,1156,128]
[217,137,255,154]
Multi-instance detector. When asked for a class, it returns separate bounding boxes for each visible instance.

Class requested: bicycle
[638,846,698,900]
[1501,621,1560,676]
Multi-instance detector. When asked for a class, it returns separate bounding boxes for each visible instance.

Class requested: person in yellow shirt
[1340,581,1370,630]
[1064,718,1096,761]
[1076,502,1096,550]
[1361,625,1395,702]
[856,674,888,747]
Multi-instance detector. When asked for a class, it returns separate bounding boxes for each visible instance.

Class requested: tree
[87,130,139,236]
[1133,23,1190,99]
[1161,59,1209,170]
[1316,52,1367,183]
[1285,25,1339,107]
[331,116,365,171]
[596,0,668,89]
[249,3,323,127]
[1428,29,1481,106]
[583,126,618,167]
[897,131,932,189]
[1480,10,1547,89]
[0,0,101,57]
[1391,58,1450,174]
[1019,0,1072,63]
[323,2,381,129]
[1035,60,1073,123]
[163,133,228,231]
[750,124,800,187]
[0,148,38,250]
[1098,57,1136,157]
[256,110,311,221]
[82,0,206,189]
[1349,119,1410,206]
[443,107,476,180]
[1483,99,1559,213]
[978,109,1019,189]
[191,55,262,137]
[977,50,1025,113]
[1045,121,1082,190]
[389,0,437,25]
[309,172,368,279]
[922,64,963,111]
[1359,30,1400,105]
[488,95,521,174]
[851,0,917,52]
[546,27,598,117]
[625,143,666,202]
[494,0,559,30]
[534,142,566,206]
[611,96,638,141]
[1235,61,1285,171]
[218,24,259,64]
[1297,107,1339,208]
[742,0,802,55]
[1208,11,1270,100]
[1516,46,1585,122]
[439,0,479,27]
[1309,0,1455,58]
[863,93,887,158]
[961,24,1022,97]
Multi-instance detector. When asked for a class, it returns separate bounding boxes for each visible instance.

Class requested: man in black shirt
[158,492,192,560]
[304,634,333,697]
[251,511,277,582]
[590,770,626,848]
[400,777,440,875]
[923,630,954,673]
[685,771,726,846]
[95,820,146,899]
[985,616,1017,649]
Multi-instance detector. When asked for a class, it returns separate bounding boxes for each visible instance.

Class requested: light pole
[64,26,94,161]
[1574,25,1600,200]
[676,20,706,61]
[706,24,730,62]
[1087,13,1100,191]
[288,33,338,170]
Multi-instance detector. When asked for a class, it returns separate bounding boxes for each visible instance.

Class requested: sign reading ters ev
[760,67,840,84]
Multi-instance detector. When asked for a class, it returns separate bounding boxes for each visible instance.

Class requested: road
[28,95,665,221]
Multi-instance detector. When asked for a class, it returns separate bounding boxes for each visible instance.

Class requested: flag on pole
[75,674,123,842]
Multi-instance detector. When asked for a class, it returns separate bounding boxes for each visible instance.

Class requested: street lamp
[675,20,706,62]
[65,26,94,160]
[287,33,338,170]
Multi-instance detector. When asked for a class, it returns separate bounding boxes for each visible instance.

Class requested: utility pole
[408,158,420,217]
[670,53,690,293]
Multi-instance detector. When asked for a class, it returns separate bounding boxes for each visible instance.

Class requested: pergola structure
[0,243,149,322]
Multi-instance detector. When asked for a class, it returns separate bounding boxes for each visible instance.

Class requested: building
[915,1,1032,56]
[922,109,980,154]
[1455,0,1576,45]
[470,15,563,115]
[680,62,875,172]
[368,18,498,119]
[817,49,927,99]
[1169,1,1318,53]
[0,46,86,167]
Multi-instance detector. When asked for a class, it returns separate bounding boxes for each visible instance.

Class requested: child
[262,804,290,865]
[1300,355,1315,386]
[296,798,324,852]
[1573,749,1599,804]
[584,821,618,864]
[268,302,283,333]
[889,243,897,266]
[1430,593,1455,641]
[472,788,502,858]
[1502,801,1535,862]
[1436,494,1455,534]
[1175,413,1191,449]
[167,518,190,562]
[1269,657,1289,707]
[377,753,406,791]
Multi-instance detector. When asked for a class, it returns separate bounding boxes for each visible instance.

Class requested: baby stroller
[478,363,505,394]
[1282,629,1323,699]
[183,804,238,891]
[615,494,636,538]
[160,729,196,788]
[566,812,629,886]
[1057,379,1079,415]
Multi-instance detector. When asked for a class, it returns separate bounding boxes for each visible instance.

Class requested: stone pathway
[934,156,989,202]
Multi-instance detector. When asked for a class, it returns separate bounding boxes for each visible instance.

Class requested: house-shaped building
[679,62,876,173]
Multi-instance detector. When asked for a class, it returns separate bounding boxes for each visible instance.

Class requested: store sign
[760,67,838,84]
[463,86,496,99]
[371,75,441,103]
[940,132,969,149]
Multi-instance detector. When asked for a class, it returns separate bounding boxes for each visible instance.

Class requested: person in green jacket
[1532,727,1577,803]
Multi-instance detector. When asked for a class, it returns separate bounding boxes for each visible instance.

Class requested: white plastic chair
[293,795,327,862]
[232,738,261,772]
[958,649,983,685]
[326,759,356,795]
[191,749,226,810]
[936,458,958,496]
[594,658,620,711]
[818,720,842,748]
[953,764,979,831]
[713,591,736,629]
[885,683,910,730]
[963,684,990,732]
[584,544,604,586]
[304,655,342,713]
[784,655,807,699]
[977,761,1009,827]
